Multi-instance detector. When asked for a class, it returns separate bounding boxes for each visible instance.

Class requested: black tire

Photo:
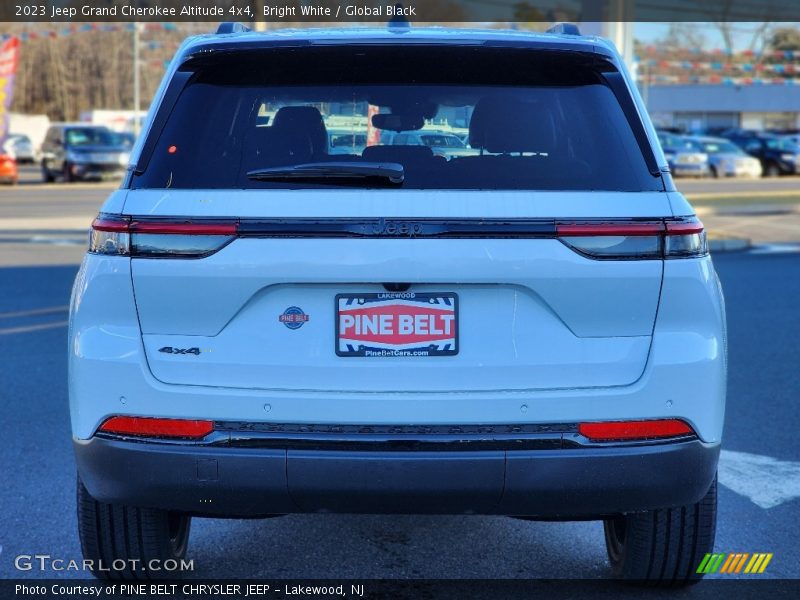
[603,475,717,586]
[41,161,55,183]
[764,163,781,177]
[77,475,191,580]
[710,165,719,178]
[62,162,74,183]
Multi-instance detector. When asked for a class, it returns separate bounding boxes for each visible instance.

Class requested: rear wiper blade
[247,162,404,184]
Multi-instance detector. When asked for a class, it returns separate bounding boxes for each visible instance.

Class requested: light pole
[133,22,141,135]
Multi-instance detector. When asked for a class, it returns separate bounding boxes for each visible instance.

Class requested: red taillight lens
[129,221,237,235]
[578,419,694,441]
[557,218,707,259]
[89,215,237,257]
[98,416,214,439]
[557,221,663,259]
[556,222,665,237]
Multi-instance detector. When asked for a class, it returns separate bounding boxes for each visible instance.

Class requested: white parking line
[718,449,800,509]
[0,320,68,336]
[0,305,69,320]
[750,244,800,255]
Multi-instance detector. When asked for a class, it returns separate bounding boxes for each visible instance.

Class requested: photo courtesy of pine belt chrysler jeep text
[69,22,726,585]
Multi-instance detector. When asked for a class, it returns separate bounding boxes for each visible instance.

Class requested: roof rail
[216,22,252,35]
[546,23,581,36]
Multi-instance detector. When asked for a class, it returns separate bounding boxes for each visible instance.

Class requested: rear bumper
[671,165,709,176]
[71,163,126,180]
[75,432,719,519]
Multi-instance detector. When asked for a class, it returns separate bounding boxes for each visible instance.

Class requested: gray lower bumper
[74,435,719,519]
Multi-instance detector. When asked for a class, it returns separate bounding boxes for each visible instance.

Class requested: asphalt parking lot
[0,171,798,586]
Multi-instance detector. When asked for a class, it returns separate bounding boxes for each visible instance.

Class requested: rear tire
[603,475,717,586]
[41,161,55,183]
[62,162,74,183]
[764,163,781,177]
[77,475,191,580]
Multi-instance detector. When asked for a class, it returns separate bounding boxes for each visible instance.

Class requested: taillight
[557,218,707,259]
[98,416,214,439]
[578,419,694,441]
[90,215,237,258]
[664,220,709,258]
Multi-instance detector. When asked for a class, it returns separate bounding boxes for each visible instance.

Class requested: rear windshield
[132,47,660,191]
[700,141,744,155]
[65,127,119,147]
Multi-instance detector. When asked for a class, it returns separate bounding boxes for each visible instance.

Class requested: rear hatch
[124,191,668,393]
[123,40,671,394]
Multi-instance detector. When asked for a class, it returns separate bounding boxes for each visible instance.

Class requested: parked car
[328,129,367,155]
[656,132,710,177]
[71,24,724,585]
[689,136,762,178]
[0,152,18,184]
[3,133,36,164]
[40,124,130,183]
[723,132,800,176]
[116,131,138,149]
[780,134,800,148]
[390,129,478,157]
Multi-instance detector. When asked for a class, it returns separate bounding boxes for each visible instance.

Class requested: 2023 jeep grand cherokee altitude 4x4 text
[70,24,725,584]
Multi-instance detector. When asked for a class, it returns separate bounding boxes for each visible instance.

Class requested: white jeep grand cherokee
[69,23,726,584]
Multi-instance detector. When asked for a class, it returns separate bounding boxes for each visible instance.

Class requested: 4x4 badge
[158,346,200,355]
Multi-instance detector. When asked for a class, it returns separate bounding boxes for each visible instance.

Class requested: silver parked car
[3,134,36,164]
[690,136,762,178]
[657,132,710,177]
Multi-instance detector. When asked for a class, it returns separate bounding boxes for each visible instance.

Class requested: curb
[708,236,751,252]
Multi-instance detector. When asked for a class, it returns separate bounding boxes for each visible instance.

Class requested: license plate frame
[335,292,459,358]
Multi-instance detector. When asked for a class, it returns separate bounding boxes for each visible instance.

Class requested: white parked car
[70,24,726,584]
[691,136,762,178]
[3,133,36,164]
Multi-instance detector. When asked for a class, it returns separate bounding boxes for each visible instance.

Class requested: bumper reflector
[98,416,214,439]
[578,419,694,442]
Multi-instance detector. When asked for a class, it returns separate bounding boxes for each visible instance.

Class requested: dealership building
[645,84,800,132]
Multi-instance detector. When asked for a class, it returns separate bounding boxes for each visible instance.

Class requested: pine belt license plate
[336,292,458,357]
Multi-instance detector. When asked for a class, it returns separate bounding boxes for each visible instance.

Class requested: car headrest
[469,97,557,153]
[362,145,435,163]
[271,106,328,157]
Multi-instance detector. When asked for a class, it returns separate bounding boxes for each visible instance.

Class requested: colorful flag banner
[0,36,20,147]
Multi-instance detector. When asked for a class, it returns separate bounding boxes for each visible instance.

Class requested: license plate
[336,292,458,357]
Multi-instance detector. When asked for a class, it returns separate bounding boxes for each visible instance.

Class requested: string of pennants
[642,74,799,85]
[636,45,800,85]
[639,46,800,60]
[639,59,798,74]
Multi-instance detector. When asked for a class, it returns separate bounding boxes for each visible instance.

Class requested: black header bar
[1,1,799,23]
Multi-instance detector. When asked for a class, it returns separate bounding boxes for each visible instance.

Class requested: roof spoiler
[216,22,251,35]
[546,23,581,36]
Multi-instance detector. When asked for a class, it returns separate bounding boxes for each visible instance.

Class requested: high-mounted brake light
[578,419,694,441]
[89,215,237,257]
[98,416,214,439]
[557,218,707,259]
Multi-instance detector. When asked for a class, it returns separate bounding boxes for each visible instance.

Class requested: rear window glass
[132,47,660,191]
[65,127,119,147]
